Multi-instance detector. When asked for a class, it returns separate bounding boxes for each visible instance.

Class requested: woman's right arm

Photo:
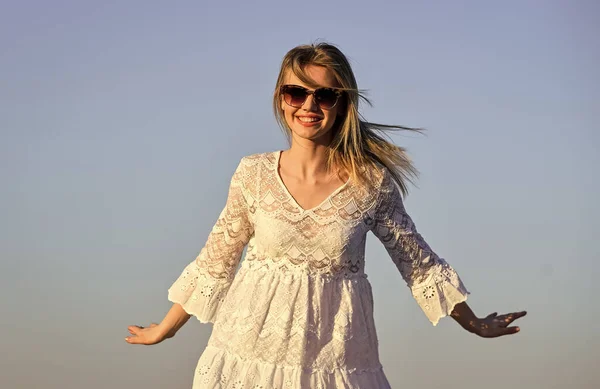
[125,303,191,345]
[125,157,255,344]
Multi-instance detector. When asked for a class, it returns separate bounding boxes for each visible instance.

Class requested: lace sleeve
[168,158,254,323]
[371,169,469,326]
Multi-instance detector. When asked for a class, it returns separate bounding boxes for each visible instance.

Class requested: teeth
[298,117,321,123]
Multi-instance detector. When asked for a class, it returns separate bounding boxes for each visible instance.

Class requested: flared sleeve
[168,158,254,323]
[370,168,469,326]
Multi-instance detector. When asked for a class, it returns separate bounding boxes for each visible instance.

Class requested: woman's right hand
[125,323,172,345]
[125,304,191,345]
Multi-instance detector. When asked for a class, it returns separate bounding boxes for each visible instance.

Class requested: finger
[128,325,143,335]
[150,323,158,328]
[125,335,143,344]
[482,325,520,338]
[500,311,527,318]
[486,312,498,319]
[511,311,527,320]
[495,314,513,325]
[500,311,526,319]
[500,326,520,336]
[499,311,527,325]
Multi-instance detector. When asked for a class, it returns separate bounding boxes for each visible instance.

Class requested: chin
[293,131,333,144]
[293,129,320,139]
[291,123,334,138]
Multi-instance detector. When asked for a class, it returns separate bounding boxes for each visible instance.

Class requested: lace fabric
[168,151,469,388]
[371,166,470,325]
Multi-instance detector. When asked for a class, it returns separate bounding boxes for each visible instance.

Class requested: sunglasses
[280,85,343,110]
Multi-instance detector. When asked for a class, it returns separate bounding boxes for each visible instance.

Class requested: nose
[301,94,319,112]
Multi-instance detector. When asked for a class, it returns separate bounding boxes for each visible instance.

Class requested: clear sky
[1,1,598,388]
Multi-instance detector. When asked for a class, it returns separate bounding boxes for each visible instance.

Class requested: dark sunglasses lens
[314,89,338,109]
[283,86,308,107]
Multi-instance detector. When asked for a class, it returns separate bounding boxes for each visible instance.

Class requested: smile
[296,116,322,123]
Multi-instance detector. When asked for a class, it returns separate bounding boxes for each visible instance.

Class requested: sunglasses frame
[280,84,344,110]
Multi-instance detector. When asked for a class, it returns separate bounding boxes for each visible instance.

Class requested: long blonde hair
[272,42,423,197]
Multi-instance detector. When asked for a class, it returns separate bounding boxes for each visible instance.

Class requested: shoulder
[341,162,391,211]
[233,151,279,184]
[362,163,401,211]
[232,152,278,197]
[360,162,390,192]
[239,151,278,169]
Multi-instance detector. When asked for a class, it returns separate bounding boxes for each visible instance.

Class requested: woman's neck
[283,142,336,180]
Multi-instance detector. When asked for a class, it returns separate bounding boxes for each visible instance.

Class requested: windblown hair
[272,42,423,197]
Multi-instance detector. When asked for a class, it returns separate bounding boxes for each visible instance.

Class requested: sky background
[1,1,599,388]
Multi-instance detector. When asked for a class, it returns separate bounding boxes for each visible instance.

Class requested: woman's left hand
[473,311,527,338]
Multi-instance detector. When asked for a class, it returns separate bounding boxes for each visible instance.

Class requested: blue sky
[1,1,598,388]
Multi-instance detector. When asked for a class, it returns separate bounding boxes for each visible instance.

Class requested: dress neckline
[273,150,350,213]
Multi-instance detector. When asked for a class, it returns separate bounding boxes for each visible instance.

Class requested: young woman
[125,42,526,388]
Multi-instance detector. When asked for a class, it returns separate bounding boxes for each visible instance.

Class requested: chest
[250,166,377,262]
[252,206,369,270]
[278,174,347,212]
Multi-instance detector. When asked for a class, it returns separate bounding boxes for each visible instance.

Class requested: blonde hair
[272,42,423,197]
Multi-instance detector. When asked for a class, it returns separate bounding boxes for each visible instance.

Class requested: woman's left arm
[450,301,527,338]
[371,169,526,333]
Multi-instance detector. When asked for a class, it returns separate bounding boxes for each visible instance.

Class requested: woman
[125,42,526,388]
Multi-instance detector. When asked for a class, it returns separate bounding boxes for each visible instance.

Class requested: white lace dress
[168,151,469,389]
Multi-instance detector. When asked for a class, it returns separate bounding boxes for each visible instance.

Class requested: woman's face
[280,65,343,145]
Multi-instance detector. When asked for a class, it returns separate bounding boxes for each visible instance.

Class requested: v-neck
[274,150,350,213]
